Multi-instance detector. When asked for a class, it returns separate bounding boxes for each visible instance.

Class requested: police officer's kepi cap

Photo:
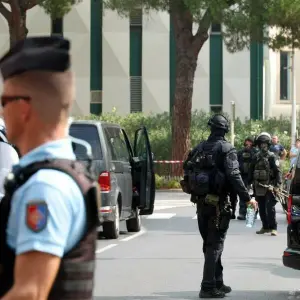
[0,36,70,81]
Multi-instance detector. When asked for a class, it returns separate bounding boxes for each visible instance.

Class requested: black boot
[199,288,225,298]
[217,284,232,294]
[237,214,246,220]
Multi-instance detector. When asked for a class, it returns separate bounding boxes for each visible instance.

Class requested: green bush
[78,110,296,189]
[79,110,294,160]
[154,174,181,189]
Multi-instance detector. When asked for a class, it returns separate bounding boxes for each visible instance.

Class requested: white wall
[222,44,250,121]
[102,10,130,115]
[192,28,210,112]
[64,1,90,116]
[142,11,169,113]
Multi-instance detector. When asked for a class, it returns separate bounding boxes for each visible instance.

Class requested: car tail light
[283,251,291,256]
[98,171,111,191]
[287,194,292,224]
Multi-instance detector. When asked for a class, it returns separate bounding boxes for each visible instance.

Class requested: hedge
[79,110,293,158]
[77,110,295,188]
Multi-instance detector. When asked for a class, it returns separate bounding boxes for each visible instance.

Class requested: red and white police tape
[154,160,184,163]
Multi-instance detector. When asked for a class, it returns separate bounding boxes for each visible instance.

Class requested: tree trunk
[171,50,197,176]
[9,5,28,48]
[170,13,208,176]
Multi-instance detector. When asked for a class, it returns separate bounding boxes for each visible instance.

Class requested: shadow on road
[234,260,300,278]
[94,289,291,299]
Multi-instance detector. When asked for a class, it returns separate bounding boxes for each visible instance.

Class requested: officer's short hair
[7,71,74,123]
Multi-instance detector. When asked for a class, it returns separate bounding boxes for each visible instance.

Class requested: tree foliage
[39,0,81,19]
[0,0,81,47]
[104,0,300,51]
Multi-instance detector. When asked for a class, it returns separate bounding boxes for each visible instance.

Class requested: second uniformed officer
[182,114,256,298]
[236,137,256,220]
[0,37,99,299]
[249,132,282,236]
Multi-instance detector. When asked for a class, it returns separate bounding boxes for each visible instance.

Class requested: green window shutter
[130,76,142,112]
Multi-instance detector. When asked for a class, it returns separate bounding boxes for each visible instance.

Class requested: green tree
[104,0,300,165]
[0,0,81,47]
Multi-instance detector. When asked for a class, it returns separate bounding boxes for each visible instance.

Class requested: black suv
[69,120,155,239]
[283,159,300,269]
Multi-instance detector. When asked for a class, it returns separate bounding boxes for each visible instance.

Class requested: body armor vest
[240,149,252,175]
[185,141,226,197]
[0,159,99,299]
[253,153,271,196]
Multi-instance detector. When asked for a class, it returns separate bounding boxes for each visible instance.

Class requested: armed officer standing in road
[229,137,256,220]
[249,132,281,236]
[236,137,257,220]
[181,114,256,299]
[0,36,99,300]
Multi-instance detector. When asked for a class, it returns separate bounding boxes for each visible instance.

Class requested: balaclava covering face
[259,142,269,154]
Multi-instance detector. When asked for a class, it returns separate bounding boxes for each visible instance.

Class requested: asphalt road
[93,191,299,299]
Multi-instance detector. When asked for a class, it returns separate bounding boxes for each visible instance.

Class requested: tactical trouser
[256,191,277,230]
[229,192,237,216]
[197,202,230,290]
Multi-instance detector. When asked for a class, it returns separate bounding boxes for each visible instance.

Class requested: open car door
[132,126,155,215]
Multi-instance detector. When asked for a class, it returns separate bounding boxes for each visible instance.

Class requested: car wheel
[126,207,141,232]
[103,205,120,239]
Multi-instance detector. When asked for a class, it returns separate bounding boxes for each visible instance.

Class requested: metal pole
[231,101,235,146]
[291,47,297,147]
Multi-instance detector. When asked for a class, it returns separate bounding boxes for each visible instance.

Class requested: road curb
[156,189,183,193]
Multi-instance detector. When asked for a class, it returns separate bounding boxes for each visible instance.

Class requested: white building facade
[0,1,298,120]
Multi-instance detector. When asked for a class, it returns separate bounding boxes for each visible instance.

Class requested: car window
[135,130,148,160]
[69,124,102,160]
[104,127,130,162]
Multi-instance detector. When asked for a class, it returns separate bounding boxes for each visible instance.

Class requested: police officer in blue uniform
[182,114,257,298]
[0,36,99,299]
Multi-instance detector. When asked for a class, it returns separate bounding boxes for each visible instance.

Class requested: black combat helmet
[207,114,229,133]
[255,132,271,145]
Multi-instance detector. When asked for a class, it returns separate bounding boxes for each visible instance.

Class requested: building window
[280,51,292,100]
[211,23,221,34]
[210,105,222,113]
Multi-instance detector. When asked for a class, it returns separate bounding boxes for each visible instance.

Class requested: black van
[283,156,300,269]
[69,120,155,239]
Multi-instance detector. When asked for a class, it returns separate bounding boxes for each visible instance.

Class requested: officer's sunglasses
[1,96,31,108]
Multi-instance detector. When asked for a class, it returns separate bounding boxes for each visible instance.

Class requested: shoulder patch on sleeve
[26,201,48,232]
[275,159,280,166]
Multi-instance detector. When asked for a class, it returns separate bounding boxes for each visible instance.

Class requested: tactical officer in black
[181,114,256,299]
[249,132,282,236]
[235,137,257,220]
[229,137,255,219]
